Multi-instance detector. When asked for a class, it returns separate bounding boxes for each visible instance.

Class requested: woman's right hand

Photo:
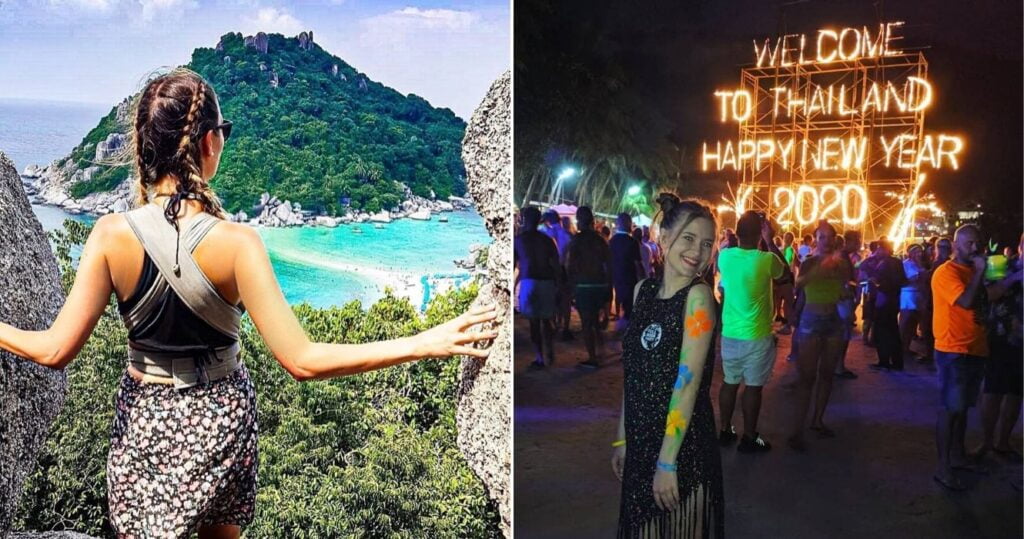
[611,445,626,481]
[412,304,499,360]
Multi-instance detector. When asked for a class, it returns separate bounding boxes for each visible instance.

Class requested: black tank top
[117,252,240,354]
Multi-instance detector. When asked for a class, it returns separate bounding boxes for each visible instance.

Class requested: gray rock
[223,55,231,65]
[358,77,368,91]
[297,31,314,51]
[273,201,293,222]
[258,62,267,72]
[269,71,279,89]
[254,32,268,54]
[331,64,338,77]
[93,133,125,162]
[0,151,68,536]
[114,99,131,128]
[456,71,511,537]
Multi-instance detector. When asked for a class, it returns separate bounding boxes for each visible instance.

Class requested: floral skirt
[107,365,258,538]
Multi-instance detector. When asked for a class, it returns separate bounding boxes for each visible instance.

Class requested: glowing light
[888,173,927,250]
[627,185,642,196]
[713,90,753,122]
[765,184,869,226]
[556,167,577,181]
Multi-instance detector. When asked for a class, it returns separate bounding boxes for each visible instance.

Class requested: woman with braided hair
[0,68,497,538]
[611,193,724,538]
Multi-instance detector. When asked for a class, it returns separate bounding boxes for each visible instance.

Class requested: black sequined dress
[618,279,724,538]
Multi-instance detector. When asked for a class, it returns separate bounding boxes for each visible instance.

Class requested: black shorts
[984,340,1023,396]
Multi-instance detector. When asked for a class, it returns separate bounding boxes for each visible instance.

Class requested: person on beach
[773,232,798,336]
[540,209,574,341]
[972,233,1023,467]
[611,194,723,538]
[900,244,926,361]
[634,227,655,279]
[867,240,906,370]
[921,237,953,361]
[610,213,644,328]
[859,241,881,345]
[834,230,862,379]
[566,206,612,368]
[787,220,854,451]
[930,224,1007,490]
[797,233,814,263]
[716,211,786,452]
[516,206,561,367]
[0,69,497,539]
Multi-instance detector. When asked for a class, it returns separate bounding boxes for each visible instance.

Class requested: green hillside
[64,31,467,215]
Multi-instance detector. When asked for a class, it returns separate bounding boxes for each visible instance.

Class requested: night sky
[515,0,1022,242]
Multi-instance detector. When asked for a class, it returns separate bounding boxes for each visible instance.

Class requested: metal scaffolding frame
[732,52,929,239]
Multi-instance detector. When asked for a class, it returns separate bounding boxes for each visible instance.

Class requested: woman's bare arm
[0,215,116,369]
[656,283,716,465]
[233,226,497,381]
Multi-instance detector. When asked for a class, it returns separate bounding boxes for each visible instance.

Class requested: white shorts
[721,335,776,386]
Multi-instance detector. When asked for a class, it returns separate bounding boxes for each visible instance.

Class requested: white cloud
[359,7,478,50]
[241,6,305,35]
[138,0,197,21]
[47,0,115,11]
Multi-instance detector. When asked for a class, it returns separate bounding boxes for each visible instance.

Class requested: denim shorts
[935,351,986,412]
[797,309,842,339]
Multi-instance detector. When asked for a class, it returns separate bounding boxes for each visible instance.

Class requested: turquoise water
[33,205,488,310]
[10,99,490,309]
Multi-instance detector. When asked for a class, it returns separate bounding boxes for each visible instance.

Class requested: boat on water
[351,226,363,234]
[438,215,449,223]
[374,223,385,229]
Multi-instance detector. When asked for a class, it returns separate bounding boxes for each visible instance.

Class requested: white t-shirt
[900,259,923,310]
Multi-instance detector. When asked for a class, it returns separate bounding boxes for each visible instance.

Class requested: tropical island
[22,30,476,227]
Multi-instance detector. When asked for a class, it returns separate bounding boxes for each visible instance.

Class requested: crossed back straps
[121,202,242,341]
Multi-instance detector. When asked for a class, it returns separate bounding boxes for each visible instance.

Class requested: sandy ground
[514,312,1023,538]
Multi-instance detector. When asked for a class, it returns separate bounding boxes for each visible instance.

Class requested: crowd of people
[515,197,1023,533]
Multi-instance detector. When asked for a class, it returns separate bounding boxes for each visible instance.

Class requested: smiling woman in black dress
[611,195,723,538]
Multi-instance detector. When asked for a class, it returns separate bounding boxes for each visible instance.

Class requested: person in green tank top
[787,220,854,452]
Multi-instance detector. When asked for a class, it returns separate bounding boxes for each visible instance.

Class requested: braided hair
[130,68,227,220]
[129,68,229,273]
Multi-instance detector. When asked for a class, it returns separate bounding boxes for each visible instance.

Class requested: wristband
[674,364,694,390]
[611,439,626,448]
[656,460,678,472]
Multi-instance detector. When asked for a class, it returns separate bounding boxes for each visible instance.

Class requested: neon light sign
[699,21,961,247]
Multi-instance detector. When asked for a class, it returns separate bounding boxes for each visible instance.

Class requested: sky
[0,0,509,119]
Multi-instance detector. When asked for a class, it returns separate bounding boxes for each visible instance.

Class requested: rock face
[297,31,314,51]
[93,133,125,161]
[243,32,268,54]
[0,152,68,537]
[456,71,511,537]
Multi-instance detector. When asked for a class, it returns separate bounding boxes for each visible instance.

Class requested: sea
[0,98,490,309]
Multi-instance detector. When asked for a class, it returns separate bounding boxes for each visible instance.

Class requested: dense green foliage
[16,220,499,538]
[65,32,468,215]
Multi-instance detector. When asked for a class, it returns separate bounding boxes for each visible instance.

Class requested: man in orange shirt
[930,224,1016,490]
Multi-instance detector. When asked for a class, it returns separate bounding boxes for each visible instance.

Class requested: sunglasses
[207,120,233,141]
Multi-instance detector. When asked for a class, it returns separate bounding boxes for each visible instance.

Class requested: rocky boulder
[93,133,125,162]
[456,71,511,537]
[297,31,314,51]
[0,151,68,537]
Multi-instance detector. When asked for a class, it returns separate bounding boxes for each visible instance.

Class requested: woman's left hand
[413,304,499,360]
[652,468,679,511]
